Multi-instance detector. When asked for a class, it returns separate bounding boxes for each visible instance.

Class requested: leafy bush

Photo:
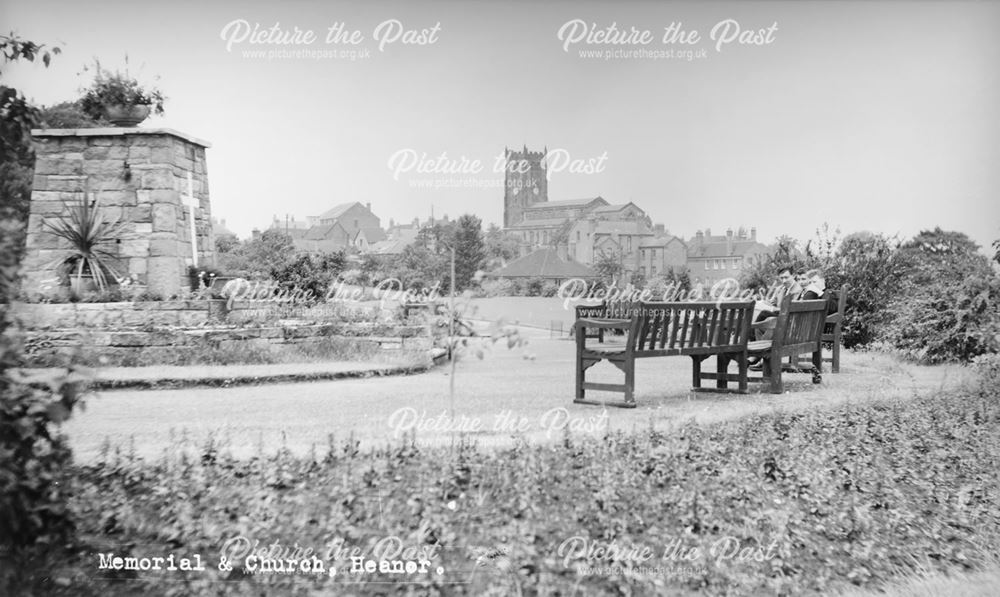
[11,388,999,595]
[524,277,545,297]
[269,252,345,303]
[830,232,907,348]
[883,273,1000,363]
[478,277,515,298]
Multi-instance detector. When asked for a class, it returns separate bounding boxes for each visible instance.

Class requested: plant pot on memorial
[103,103,151,127]
[79,58,165,127]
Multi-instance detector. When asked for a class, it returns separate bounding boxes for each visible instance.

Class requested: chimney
[726,228,734,255]
[654,223,665,235]
[365,202,372,212]
[750,227,757,241]
[705,228,711,238]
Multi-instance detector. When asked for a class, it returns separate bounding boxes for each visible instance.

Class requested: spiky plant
[43,192,125,295]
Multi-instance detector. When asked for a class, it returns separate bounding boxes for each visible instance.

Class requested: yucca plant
[43,192,125,296]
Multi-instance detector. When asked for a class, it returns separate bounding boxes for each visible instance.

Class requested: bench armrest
[826,313,843,324]
[575,317,631,330]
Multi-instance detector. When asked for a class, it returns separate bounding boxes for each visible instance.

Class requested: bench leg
[737,352,749,394]
[832,328,841,373]
[763,356,783,394]
[624,361,635,406]
[716,354,729,390]
[691,356,702,389]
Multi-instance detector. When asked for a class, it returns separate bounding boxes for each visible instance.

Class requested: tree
[1,34,87,575]
[897,227,991,286]
[484,223,520,270]
[593,248,625,286]
[452,214,485,291]
[2,35,61,295]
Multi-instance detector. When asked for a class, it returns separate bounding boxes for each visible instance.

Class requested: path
[64,328,974,463]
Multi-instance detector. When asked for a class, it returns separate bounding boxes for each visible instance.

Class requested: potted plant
[79,58,165,126]
[44,191,126,297]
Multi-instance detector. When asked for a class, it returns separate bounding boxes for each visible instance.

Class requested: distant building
[637,225,688,279]
[212,217,237,239]
[265,202,384,254]
[686,227,770,285]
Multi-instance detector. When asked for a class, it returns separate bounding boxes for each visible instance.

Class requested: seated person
[754,266,803,324]
[798,269,826,300]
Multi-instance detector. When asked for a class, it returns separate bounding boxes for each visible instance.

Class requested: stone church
[500,146,685,280]
[498,146,770,284]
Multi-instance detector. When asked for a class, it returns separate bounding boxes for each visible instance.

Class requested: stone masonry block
[153,204,178,233]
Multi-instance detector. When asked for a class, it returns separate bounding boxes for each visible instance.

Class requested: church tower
[503,145,548,228]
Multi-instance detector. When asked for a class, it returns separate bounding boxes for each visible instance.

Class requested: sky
[4,0,1000,252]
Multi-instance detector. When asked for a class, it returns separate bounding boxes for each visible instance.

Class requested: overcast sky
[5,0,999,251]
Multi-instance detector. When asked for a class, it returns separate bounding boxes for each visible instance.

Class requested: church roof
[523,197,607,210]
[506,218,570,229]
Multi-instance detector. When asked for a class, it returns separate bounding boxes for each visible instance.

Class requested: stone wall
[12,301,431,361]
[24,128,214,298]
[25,323,430,363]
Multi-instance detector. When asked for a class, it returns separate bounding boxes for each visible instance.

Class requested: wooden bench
[572,300,633,342]
[575,300,755,407]
[744,296,828,393]
[792,284,848,373]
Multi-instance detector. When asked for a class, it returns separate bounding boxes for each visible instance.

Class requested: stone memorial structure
[23,127,214,298]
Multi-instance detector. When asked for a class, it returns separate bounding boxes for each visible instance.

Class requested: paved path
[64,328,974,463]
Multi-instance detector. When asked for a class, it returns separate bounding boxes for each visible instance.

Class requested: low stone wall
[13,301,432,362]
[12,300,226,328]
[25,322,431,362]
[11,300,413,330]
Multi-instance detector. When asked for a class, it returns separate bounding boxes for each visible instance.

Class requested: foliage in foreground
[8,387,1000,596]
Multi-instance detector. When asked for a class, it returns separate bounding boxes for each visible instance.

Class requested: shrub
[883,273,1000,363]
[479,277,515,297]
[270,253,345,303]
[525,277,545,297]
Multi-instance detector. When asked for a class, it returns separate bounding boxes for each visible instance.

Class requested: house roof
[492,248,597,279]
[317,202,364,221]
[688,240,771,258]
[592,221,653,236]
[639,235,684,248]
[355,227,386,243]
[369,237,413,255]
[304,222,347,240]
[213,220,237,238]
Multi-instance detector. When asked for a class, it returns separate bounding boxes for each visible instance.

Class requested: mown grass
[6,386,1000,596]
